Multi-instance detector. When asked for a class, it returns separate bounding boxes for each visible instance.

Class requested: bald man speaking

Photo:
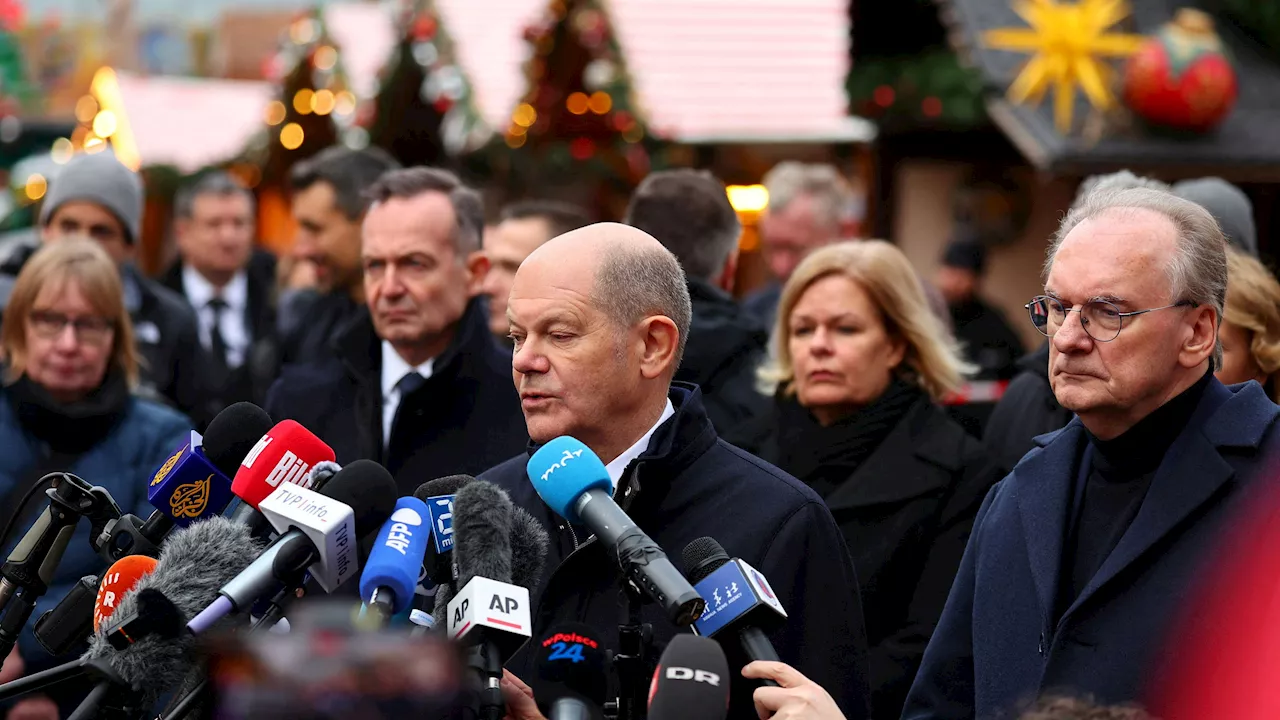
[480,223,871,720]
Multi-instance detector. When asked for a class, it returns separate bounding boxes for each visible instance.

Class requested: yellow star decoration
[984,0,1146,133]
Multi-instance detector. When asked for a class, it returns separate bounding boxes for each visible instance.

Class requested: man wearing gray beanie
[0,151,209,421]
[1172,177,1258,258]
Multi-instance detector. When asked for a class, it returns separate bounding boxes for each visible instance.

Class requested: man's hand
[0,646,23,685]
[500,669,546,720]
[743,661,846,720]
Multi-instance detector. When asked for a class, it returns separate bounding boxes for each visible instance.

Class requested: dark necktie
[207,297,230,381]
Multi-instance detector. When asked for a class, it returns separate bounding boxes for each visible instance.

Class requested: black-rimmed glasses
[1025,295,1194,343]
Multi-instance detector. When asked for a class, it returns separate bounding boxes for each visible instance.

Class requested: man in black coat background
[623,169,771,440]
[904,185,1280,718]
[161,172,280,421]
[481,222,871,720]
[266,167,527,495]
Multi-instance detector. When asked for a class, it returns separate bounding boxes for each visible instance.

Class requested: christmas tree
[0,0,33,116]
[492,0,661,205]
[367,0,487,167]
[259,10,351,187]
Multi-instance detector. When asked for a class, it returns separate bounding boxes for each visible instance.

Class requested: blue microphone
[360,496,432,622]
[146,431,236,527]
[527,437,704,626]
[682,537,786,686]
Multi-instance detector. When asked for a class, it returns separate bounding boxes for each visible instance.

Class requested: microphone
[0,518,262,707]
[414,474,473,584]
[231,419,337,509]
[681,537,786,686]
[92,555,158,632]
[97,401,274,562]
[79,516,265,706]
[510,505,550,592]
[359,496,431,623]
[648,635,731,720]
[530,623,608,720]
[527,437,705,626]
[190,460,398,631]
[444,481,532,720]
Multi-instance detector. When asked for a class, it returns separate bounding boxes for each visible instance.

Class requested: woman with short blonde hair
[1217,247,1280,400]
[1,237,140,388]
[0,237,188,699]
[735,240,999,718]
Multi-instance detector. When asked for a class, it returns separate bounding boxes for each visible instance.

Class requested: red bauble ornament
[1123,9,1238,133]
[412,15,437,41]
[433,97,453,113]
[569,137,595,160]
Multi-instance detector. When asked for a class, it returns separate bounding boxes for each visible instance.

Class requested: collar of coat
[523,383,719,516]
[1013,377,1280,629]
[332,297,493,384]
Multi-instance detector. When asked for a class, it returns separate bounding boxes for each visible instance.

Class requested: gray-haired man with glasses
[905,185,1280,719]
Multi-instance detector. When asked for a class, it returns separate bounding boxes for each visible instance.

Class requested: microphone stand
[612,580,653,720]
[65,658,140,720]
[0,474,119,660]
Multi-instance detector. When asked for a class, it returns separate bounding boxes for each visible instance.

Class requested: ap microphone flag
[360,497,432,615]
[146,431,236,527]
[232,420,336,509]
[93,555,158,631]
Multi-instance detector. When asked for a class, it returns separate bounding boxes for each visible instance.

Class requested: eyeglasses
[1025,295,1195,343]
[28,310,113,344]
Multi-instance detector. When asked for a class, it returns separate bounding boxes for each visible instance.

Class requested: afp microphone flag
[360,497,432,614]
[147,431,235,527]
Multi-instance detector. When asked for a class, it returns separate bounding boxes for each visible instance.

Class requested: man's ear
[1180,305,1218,369]
[465,251,491,298]
[637,315,680,380]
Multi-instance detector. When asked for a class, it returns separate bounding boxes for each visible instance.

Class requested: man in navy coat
[480,222,871,720]
[903,186,1280,719]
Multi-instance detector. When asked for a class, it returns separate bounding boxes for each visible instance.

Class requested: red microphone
[232,420,336,509]
[94,555,158,631]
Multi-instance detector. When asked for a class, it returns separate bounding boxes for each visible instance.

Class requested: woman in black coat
[732,241,1001,719]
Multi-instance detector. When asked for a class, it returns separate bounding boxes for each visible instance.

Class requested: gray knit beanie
[38,151,144,244]
[1172,177,1258,258]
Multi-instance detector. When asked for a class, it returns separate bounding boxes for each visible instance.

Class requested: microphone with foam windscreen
[681,537,786,688]
[531,623,608,720]
[359,496,431,624]
[527,437,705,626]
[189,460,398,631]
[648,635,731,720]
[443,481,531,720]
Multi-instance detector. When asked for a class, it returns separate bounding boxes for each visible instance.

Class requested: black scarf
[6,369,131,455]
[766,378,925,498]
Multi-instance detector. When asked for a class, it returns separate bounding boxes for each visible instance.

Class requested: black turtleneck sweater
[1059,369,1213,615]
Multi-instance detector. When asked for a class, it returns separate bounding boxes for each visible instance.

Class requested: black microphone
[442,480,532,720]
[681,537,786,687]
[0,472,121,661]
[530,623,608,720]
[648,634,731,720]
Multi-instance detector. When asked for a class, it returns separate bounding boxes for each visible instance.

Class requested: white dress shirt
[182,265,250,368]
[381,341,435,448]
[604,399,676,489]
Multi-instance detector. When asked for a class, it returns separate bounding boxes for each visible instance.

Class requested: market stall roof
[436,0,874,143]
[938,0,1280,181]
[95,68,273,172]
[323,2,398,100]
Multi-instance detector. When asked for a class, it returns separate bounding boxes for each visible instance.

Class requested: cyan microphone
[359,496,432,624]
[648,634,731,720]
[682,537,787,688]
[527,437,705,626]
[531,623,608,720]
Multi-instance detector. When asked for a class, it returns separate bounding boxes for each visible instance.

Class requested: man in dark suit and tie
[162,172,278,420]
[904,185,1280,718]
